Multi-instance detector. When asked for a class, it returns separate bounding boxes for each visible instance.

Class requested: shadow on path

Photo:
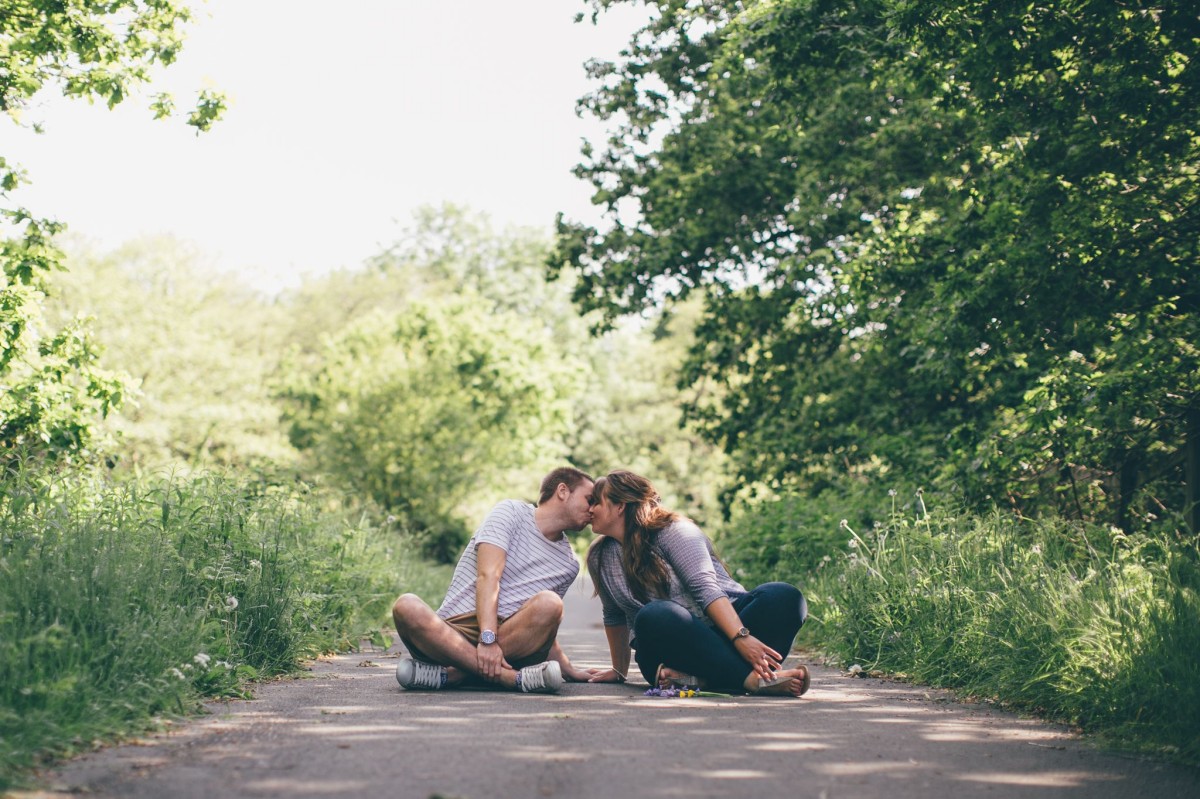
[17,578,1199,799]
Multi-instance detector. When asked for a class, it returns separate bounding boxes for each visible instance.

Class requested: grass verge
[797,495,1200,764]
[0,465,451,791]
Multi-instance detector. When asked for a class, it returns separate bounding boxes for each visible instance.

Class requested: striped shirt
[437,499,580,619]
[587,519,747,633]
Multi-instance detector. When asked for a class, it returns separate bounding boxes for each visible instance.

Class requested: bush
[718,479,922,582]
[0,464,450,790]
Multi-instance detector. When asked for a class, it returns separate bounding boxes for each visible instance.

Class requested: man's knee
[522,591,564,626]
[392,593,430,631]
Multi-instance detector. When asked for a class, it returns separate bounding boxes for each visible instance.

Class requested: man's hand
[562,664,602,682]
[476,642,510,682]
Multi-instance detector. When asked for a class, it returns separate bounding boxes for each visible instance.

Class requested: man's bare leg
[391,592,563,688]
[495,591,563,663]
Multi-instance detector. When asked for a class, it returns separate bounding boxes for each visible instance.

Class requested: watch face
[480,629,497,645]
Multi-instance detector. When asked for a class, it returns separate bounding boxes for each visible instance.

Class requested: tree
[277,205,729,546]
[555,0,1199,529]
[46,237,296,471]
[280,297,576,561]
[1,0,225,466]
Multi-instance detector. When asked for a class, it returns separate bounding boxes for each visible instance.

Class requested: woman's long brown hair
[593,470,679,603]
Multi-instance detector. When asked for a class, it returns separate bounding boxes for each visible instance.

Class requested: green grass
[798,496,1200,763]
[0,465,451,790]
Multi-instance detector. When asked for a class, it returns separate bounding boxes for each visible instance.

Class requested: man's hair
[537,467,593,505]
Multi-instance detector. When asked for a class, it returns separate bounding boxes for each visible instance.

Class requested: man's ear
[555,482,570,502]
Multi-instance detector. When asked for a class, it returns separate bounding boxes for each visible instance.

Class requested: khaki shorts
[403,611,552,670]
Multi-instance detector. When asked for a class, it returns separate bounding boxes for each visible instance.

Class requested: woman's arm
[590,624,631,683]
[705,596,780,682]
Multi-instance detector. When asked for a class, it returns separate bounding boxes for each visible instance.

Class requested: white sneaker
[518,660,564,693]
[396,656,447,690]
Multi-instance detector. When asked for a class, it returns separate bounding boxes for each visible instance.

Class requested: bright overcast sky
[8,0,644,290]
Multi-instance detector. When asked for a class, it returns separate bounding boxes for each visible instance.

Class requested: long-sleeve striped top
[587,519,747,634]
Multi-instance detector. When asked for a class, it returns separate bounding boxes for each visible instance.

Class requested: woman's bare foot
[744,665,810,697]
[657,664,704,689]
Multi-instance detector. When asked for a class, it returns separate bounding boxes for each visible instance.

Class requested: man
[392,467,598,692]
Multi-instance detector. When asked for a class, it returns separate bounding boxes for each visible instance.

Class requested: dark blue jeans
[631,582,807,692]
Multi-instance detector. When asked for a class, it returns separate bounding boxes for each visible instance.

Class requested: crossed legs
[391,591,563,689]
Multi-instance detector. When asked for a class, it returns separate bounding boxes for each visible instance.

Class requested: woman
[586,470,810,696]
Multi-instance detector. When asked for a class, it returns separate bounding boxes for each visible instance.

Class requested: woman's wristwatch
[732,626,751,640]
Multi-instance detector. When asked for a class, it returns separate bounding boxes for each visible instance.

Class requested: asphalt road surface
[17,577,1199,799]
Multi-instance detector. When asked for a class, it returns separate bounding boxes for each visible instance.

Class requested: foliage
[280,296,576,561]
[806,498,1200,763]
[280,206,728,545]
[45,237,297,471]
[0,463,451,791]
[1,0,226,467]
[717,478,924,583]
[556,0,1200,529]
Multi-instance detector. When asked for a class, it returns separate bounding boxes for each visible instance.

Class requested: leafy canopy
[555,0,1199,529]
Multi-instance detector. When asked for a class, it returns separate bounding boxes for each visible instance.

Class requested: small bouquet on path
[643,686,732,698]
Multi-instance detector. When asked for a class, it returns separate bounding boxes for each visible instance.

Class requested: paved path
[20,579,1199,798]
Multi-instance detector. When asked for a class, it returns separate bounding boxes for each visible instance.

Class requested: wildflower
[888,489,897,497]
[848,538,859,549]
[194,652,211,668]
[1031,544,1042,555]
[169,668,186,680]
[848,664,864,676]
[249,559,261,570]
[225,596,239,611]
[386,515,397,524]
[916,487,924,495]
[839,519,849,529]
[822,555,832,563]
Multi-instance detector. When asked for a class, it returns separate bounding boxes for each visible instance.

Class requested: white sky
[7,0,644,290]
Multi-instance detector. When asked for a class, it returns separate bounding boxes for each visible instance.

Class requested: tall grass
[804,495,1200,762]
[0,466,450,790]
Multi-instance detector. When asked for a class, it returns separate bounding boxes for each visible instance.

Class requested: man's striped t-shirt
[436,499,580,620]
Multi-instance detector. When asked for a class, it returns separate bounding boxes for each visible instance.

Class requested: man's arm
[475,542,510,681]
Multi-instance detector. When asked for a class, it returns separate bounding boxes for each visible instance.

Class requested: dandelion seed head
[194,652,211,668]
[224,596,239,611]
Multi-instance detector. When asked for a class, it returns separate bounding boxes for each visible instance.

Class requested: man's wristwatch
[732,626,751,641]
[480,629,497,645]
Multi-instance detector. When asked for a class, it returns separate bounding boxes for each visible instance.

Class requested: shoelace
[410,660,445,688]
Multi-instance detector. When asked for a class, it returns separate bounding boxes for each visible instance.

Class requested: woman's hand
[734,635,782,682]
[588,666,627,683]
